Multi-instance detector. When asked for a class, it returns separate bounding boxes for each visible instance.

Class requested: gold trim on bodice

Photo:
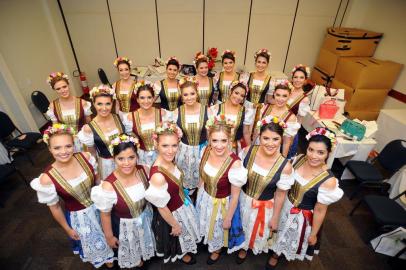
[248,73,271,104]
[134,108,160,151]
[89,114,124,151]
[54,98,81,131]
[219,72,239,101]
[158,166,186,203]
[115,80,136,113]
[163,79,180,111]
[180,105,205,146]
[219,103,243,142]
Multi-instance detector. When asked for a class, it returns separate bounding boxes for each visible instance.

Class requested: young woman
[45,72,91,152]
[78,85,125,181]
[214,50,240,102]
[124,82,170,167]
[271,128,343,267]
[254,81,300,158]
[196,115,248,264]
[237,118,293,267]
[209,81,254,153]
[153,57,181,111]
[30,123,114,268]
[194,52,216,106]
[145,122,201,264]
[113,57,138,115]
[91,134,155,269]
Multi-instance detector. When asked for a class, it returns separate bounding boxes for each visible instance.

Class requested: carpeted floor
[0,143,404,270]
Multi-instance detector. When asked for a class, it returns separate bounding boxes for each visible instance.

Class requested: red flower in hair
[208,59,215,70]
[208,47,218,59]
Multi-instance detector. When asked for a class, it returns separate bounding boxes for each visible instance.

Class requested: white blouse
[251,163,294,191]
[30,155,97,206]
[287,97,310,117]
[203,162,248,188]
[46,101,92,122]
[77,128,119,147]
[209,104,255,126]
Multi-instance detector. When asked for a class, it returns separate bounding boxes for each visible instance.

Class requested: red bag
[319,99,339,119]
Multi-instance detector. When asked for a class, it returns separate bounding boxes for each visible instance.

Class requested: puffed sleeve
[276,173,295,190]
[145,183,170,208]
[83,101,92,117]
[46,108,57,122]
[266,80,275,95]
[284,121,301,137]
[243,106,255,125]
[228,166,248,187]
[163,109,176,122]
[122,115,133,134]
[77,128,94,147]
[87,154,98,174]
[317,180,344,205]
[91,184,117,212]
[298,100,310,117]
[30,175,59,206]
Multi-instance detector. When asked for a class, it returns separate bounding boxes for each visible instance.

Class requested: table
[375,109,406,152]
[302,111,377,179]
[388,165,406,209]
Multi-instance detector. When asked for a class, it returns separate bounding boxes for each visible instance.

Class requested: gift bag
[310,85,345,111]
[319,99,339,119]
[370,227,406,259]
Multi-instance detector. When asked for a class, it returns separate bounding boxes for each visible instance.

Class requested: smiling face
[166,64,179,80]
[306,141,329,167]
[255,56,269,73]
[197,61,208,77]
[274,88,290,107]
[181,85,198,106]
[94,96,113,117]
[137,89,154,110]
[48,134,74,163]
[229,86,246,105]
[259,129,282,156]
[222,58,235,73]
[209,130,230,157]
[118,63,131,80]
[292,70,306,89]
[114,146,137,175]
[53,80,70,99]
[156,133,179,163]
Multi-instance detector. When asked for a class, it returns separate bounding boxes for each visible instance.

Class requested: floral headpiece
[229,80,248,93]
[89,84,116,100]
[166,56,181,67]
[109,134,139,155]
[43,123,76,145]
[275,79,293,90]
[46,72,69,88]
[256,115,287,130]
[113,57,132,68]
[306,127,336,145]
[179,76,198,88]
[206,114,235,130]
[254,48,271,60]
[152,121,183,141]
[221,49,236,58]
[134,80,153,90]
[193,51,208,64]
[291,64,311,77]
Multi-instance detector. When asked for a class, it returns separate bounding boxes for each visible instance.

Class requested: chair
[350,190,406,231]
[0,111,42,165]
[345,140,406,199]
[98,68,111,87]
[31,90,50,121]
[0,163,29,207]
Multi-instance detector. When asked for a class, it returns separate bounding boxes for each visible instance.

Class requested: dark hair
[222,52,235,63]
[307,134,334,153]
[116,60,130,70]
[292,67,308,79]
[93,93,113,103]
[51,77,69,89]
[113,140,138,157]
[259,122,284,138]
[255,52,270,63]
[136,84,154,99]
[230,82,247,96]
[274,84,291,93]
[195,57,208,68]
[166,59,180,69]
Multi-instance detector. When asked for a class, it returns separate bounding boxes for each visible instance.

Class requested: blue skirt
[228,201,245,252]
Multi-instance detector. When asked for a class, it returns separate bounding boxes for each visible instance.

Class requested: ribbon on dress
[183,188,192,206]
[249,199,274,249]
[208,197,229,247]
[290,207,313,254]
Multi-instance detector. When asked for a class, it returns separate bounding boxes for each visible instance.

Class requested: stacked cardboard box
[312,27,403,120]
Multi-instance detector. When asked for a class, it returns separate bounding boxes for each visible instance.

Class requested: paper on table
[353,119,378,138]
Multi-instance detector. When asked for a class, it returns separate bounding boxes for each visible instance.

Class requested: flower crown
[108,134,139,155]
[89,84,116,100]
[193,51,208,64]
[292,64,311,77]
[152,121,183,141]
[43,123,76,145]
[221,49,236,58]
[275,79,293,90]
[254,48,271,60]
[306,127,336,145]
[134,80,153,90]
[46,72,69,87]
[229,80,248,93]
[206,114,235,130]
[166,56,181,67]
[179,76,198,88]
[256,115,287,130]
[113,57,132,68]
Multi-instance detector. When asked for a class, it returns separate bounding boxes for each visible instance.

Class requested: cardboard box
[311,66,331,86]
[331,79,354,102]
[335,57,403,89]
[322,27,382,57]
[315,48,342,76]
[346,110,380,121]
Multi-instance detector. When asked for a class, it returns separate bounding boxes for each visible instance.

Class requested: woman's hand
[268,216,278,231]
[223,218,232,230]
[171,222,182,236]
[66,228,80,241]
[308,234,317,246]
[106,235,119,248]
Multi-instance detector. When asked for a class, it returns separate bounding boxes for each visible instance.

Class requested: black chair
[0,111,42,165]
[31,90,50,121]
[350,190,406,231]
[345,140,406,199]
[98,68,111,87]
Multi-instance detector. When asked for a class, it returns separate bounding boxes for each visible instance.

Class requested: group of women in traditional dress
[31,49,343,269]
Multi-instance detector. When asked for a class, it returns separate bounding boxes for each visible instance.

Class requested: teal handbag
[340,119,366,141]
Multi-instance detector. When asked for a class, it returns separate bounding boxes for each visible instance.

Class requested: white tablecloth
[388,165,406,210]
[302,111,377,179]
[375,109,406,152]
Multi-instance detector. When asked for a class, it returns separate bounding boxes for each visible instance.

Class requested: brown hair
[195,57,208,68]
[136,84,154,99]
[222,52,235,63]
[274,84,291,93]
[255,52,270,63]
[208,124,232,140]
[116,60,131,70]
[180,81,199,103]
[51,77,69,89]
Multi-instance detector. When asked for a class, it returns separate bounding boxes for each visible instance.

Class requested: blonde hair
[207,123,232,139]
